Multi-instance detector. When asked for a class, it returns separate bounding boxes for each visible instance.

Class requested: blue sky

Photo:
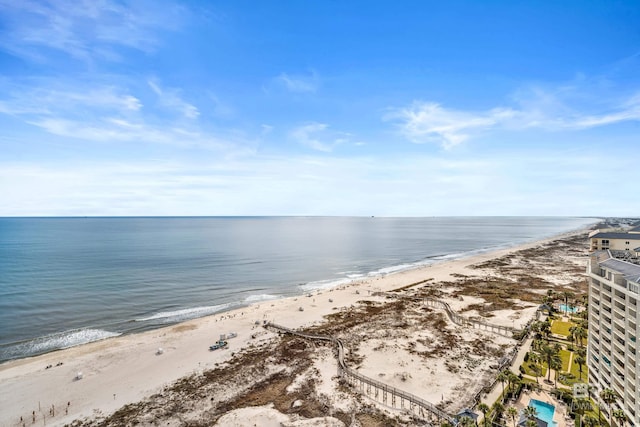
[1,0,639,216]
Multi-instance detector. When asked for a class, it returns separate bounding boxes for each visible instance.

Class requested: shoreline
[0,221,597,366]
[0,224,596,426]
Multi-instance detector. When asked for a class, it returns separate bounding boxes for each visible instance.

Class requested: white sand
[0,228,588,426]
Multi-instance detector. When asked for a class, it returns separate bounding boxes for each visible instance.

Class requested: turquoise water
[0,216,597,362]
[559,304,578,313]
[529,399,556,426]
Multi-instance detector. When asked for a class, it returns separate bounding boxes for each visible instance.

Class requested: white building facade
[587,250,640,426]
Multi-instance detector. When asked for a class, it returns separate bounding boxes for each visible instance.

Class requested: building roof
[598,254,640,282]
[518,416,548,427]
[591,232,640,240]
[457,408,479,420]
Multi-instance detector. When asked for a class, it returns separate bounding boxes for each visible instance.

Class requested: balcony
[613,356,625,372]
[625,391,636,408]
[613,303,626,317]
[612,378,624,397]
[613,338,625,356]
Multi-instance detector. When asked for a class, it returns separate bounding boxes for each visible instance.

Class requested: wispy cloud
[148,80,200,119]
[276,70,319,93]
[385,102,515,148]
[388,85,640,148]
[0,85,142,116]
[0,79,255,153]
[0,0,185,62]
[290,122,349,152]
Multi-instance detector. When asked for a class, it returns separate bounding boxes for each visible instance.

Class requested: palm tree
[458,416,476,427]
[550,357,562,388]
[562,291,575,314]
[477,403,490,427]
[582,414,599,427]
[612,409,627,427]
[508,372,521,397]
[506,406,518,427]
[539,321,551,341]
[574,353,586,380]
[523,406,538,421]
[600,388,617,425]
[573,398,592,427]
[532,338,545,352]
[570,325,587,347]
[596,402,604,426]
[497,370,509,402]
[538,343,561,382]
[531,364,542,385]
[492,402,505,425]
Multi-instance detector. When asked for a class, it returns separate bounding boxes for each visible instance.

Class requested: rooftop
[597,251,640,280]
[590,231,640,240]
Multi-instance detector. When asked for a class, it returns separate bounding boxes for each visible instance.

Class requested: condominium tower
[587,246,640,426]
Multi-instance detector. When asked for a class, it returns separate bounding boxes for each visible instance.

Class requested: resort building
[589,223,640,254]
[587,249,640,426]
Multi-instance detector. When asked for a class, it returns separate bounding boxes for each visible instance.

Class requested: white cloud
[0,79,255,152]
[276,71,319,93]
[0,0,185,62]
[0,85,142,116]
[388,87,640,148]
[290,122,349,152]
[385,102,515,148]
[148,80,200,119]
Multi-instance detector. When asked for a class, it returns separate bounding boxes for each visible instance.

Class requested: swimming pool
[559,304,578,313]
[529,399,556,426]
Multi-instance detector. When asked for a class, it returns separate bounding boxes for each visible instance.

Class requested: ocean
[0,216,596,363]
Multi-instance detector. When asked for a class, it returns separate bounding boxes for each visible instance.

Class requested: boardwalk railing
[265,322,455,425]
[382,293,522,338]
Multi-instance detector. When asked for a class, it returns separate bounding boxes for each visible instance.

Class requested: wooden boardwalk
[265,322,455,425]
[422,297,519,338]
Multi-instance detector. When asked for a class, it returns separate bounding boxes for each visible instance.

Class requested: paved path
[482,336,534,406]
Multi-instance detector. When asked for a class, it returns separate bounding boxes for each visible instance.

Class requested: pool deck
[515,389,574,427]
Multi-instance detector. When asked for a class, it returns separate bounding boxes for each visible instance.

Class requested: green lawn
[559,349,571,372]
[551,320,575,337]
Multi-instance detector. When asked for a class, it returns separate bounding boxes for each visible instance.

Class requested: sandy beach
[0,226,593,427]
